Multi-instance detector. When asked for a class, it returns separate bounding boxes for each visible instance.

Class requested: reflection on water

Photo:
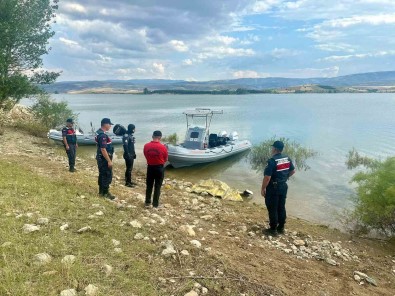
[37,93,395,227]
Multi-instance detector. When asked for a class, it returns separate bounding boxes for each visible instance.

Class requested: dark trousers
[97,156,113,190]
[145,165,164,207]
[65,144,76,169]
[124,158,134,183]
[265,183,288,230]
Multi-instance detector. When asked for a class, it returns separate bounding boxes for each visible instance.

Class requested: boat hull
[167,140,252,168]
[47,129,123,145]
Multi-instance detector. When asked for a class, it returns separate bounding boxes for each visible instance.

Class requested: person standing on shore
[123,124,137,187]
[96,118,116,200]
[62,118,78,172]
[261,140,295,235]
[143,130,168,208]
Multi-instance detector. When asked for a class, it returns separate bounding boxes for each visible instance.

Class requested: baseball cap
[272,140,284,151]
[152,130,162,137]
[101,118,114,125]
[66,118,74,123]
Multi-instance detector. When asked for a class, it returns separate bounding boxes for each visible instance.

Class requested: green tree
[30,94,77,129]
[249,136,317,172]
[346,150,395,236]
[0,0,60,110]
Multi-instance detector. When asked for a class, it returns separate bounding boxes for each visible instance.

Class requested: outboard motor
[113,124,127,136]
[218,130,228,138]
[217,130,228,145]
[229,131,239,141]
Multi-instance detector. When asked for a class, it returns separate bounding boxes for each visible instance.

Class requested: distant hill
[42,71,395,94]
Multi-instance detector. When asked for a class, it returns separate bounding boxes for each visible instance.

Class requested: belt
[148,164,164,167]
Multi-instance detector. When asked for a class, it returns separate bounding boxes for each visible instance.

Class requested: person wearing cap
[261,140,295,235]
[123,124,137,187]
[62,118,78,172]
[143,130,168,208]
[96,118,116,200]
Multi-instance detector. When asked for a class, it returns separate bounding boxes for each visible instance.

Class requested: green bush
[249,136,317,172]
[30,95,77,129]
[347,152,395,236]
[13,119,47,137]
[162,132,178,145]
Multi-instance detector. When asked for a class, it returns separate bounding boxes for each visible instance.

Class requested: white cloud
[59,37,79,46]
[321,50,395,61]
[198,47,255,60]
[277,66,340,78]
[62,3,87,14]
[183,59,193,65]
[152,62,165,75]
[315,43,355,53]
[233,70,261,78]
[246,0,283,13]
[324,13,395,28]
[169,40,188,52]
[271,48,300,58]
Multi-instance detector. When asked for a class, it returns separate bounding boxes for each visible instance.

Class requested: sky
[44,0,395,81]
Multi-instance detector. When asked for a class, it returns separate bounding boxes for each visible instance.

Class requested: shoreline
[1,126,394,294]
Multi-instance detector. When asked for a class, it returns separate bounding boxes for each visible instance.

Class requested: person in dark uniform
[96,118,116,200]
[123,124,136,187]
[261,141,295,235]
[143,130,168,208]
[62,118,78,172]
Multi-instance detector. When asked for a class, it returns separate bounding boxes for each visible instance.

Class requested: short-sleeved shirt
[264,153,295,183]
[95,128,114,156]
[143,141,168,165]
[61,127,77,144]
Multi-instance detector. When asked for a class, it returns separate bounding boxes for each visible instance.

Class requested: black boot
[263,228,278,236]
[102,188,115,200]
[99,187,104,195]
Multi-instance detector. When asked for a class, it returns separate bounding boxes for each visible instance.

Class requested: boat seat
[208,134,218,148]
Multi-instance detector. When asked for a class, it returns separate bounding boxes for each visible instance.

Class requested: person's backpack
[113,124,127,136]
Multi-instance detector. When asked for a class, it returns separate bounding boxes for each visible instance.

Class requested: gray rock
[77,226,92,233]
[179,225,196,237]
[23,224,40,233]
[84,284,99,296]
[184,291,198,296]
[61,255,76,266]
[134,233,144,240]
[325,258,338,266]
[60,289,76,296]
[190,240,202,248]
[129,220,142,228]
[354,271,378,286]
[37,217,49,225]
[60,223,69,231]
[102,264,113,276]
[112,239,121,246]
[34,253,52,265]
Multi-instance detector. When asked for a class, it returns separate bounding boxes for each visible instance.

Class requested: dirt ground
[1,127,394,296]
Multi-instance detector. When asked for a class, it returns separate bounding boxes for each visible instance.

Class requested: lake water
[41,93,395,226]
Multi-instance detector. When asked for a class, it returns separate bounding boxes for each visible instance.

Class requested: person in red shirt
[143,130,168,208]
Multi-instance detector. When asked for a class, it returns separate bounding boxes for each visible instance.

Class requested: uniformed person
[123,124,136,187]
[62,118,78,172]
[143,130,168,208]
[96,118,116,200]
[261,141,295,235]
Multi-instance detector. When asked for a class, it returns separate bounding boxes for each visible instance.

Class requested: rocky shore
[0,126,394,295]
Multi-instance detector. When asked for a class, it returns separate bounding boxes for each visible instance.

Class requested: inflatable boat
[166,109,252,168]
